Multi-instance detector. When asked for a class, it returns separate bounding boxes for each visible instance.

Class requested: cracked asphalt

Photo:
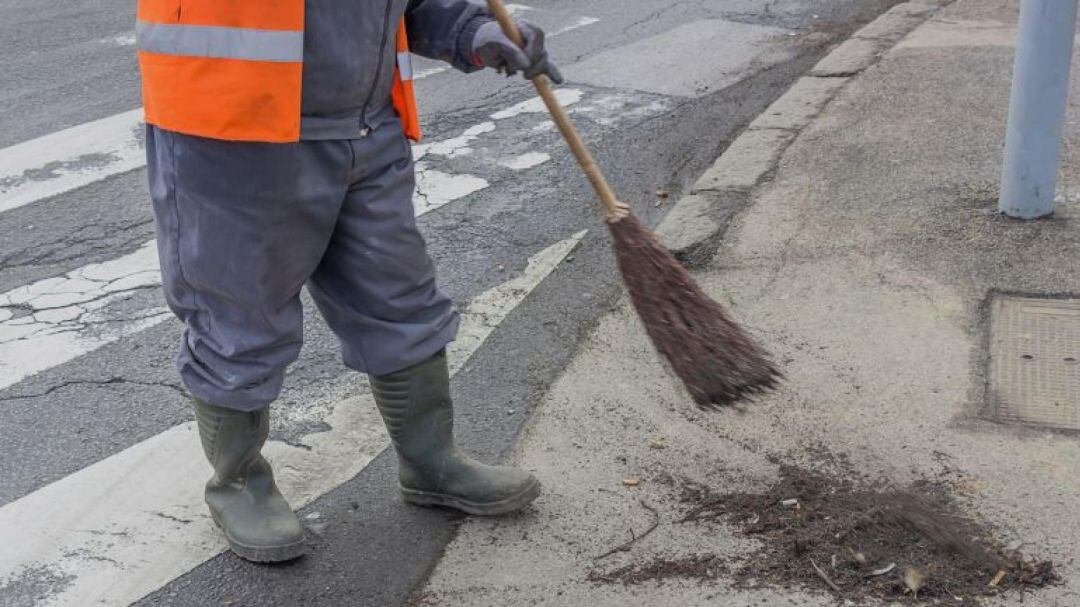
[0,0,902,604]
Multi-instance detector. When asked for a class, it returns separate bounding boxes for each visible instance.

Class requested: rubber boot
[370,351,541,515]
[194,400,306,562]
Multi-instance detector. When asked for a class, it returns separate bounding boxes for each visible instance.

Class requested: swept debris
[672,466,1059,604]
[589,465,1058,603]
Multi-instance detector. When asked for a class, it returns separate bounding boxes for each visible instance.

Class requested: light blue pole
[999,0,1079,219]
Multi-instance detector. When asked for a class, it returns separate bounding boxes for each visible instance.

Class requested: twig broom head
[477,0,779,407]
[607,212,781,409]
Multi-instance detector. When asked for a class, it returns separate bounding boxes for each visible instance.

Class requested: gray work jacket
[301,0,489,140]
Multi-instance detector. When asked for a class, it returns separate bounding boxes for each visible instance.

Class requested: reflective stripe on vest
[136,22,304,63]
[396,52,414,80]
[136,1,421,143]
[393,21,422,142]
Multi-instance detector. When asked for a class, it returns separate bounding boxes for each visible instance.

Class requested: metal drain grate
[990,296,1080,430]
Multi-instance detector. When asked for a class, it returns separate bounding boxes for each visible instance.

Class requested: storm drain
[989,296,1080,430]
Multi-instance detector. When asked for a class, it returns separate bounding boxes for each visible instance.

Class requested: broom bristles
[608,213,781,409]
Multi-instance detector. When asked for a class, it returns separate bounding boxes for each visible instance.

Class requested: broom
[485,0,781,408]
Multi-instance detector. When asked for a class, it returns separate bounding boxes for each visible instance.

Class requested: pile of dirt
[590,466,1058,604]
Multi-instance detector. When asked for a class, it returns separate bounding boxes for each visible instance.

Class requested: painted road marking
[562,19,794,98]
[97,32,136,46]
[0,242,166,392]
[0,109,144,215]
[414,65,450,80]
[414,122,497,160]
[551,16,601,36]
[500,152,551,171]
[413,165,489,215]
[505,4,535,15]
[0,231,586,607]
[490,88,585,119]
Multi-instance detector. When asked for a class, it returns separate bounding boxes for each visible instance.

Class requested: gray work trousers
[146,118,460,412]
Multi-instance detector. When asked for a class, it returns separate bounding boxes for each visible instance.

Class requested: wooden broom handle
[484,0,629,222]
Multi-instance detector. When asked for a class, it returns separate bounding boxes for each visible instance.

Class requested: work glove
[471,20,564,84]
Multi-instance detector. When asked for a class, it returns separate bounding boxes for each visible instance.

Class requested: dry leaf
[904,566,926,596]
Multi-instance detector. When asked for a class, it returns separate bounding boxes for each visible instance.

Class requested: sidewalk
[418,1,1080,605]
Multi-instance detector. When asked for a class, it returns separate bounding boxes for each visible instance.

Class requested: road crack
[0,376,187,402]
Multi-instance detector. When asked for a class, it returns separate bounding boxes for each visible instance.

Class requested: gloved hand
[471,20,564,84]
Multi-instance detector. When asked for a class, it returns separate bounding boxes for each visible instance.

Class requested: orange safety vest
[136,2,422,143]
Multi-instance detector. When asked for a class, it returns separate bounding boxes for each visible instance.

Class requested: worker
[136,0,562,562]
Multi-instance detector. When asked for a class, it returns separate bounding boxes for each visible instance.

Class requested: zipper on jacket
[359,0,395,133]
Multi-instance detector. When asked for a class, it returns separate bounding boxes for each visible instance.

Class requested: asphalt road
[0,1,899,605]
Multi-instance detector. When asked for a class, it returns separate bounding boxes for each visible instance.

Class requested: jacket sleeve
[406,0,492,72]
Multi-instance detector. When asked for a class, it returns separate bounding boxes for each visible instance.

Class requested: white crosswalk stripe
[0,231,585,607]
[0,241,167,392]
[550,16,601,36]
[0,110,144,215]
[491,89,585,119]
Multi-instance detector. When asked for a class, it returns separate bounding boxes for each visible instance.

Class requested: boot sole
[400,477,542,516]
[211,511,306,563]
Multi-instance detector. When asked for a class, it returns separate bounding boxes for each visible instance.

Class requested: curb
[657,1,947,266]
